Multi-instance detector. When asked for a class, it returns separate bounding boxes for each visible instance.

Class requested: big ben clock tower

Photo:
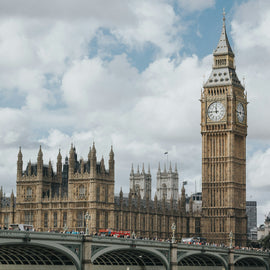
[201,12,247,246]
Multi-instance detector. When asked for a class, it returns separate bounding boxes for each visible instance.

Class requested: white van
[9,224,34,231]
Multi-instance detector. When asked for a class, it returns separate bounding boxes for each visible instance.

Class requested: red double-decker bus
[99,229,130,238]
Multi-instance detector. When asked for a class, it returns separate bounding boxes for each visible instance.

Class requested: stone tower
[156,162,178,201]
[68,143,115,232]
[129,163,151,199]
[201,12,247,246]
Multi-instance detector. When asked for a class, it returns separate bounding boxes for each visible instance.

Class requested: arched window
[77,211,84,228]
[26,187,32,198]
[79,185,85,198]
[162,183,167,199]
[96,186,100,201]
[53,212,57,228]
[44,212,48,228]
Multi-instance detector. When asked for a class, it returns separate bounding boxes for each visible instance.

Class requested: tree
[260,233,270,249]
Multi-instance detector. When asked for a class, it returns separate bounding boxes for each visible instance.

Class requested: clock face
[208,102,226,121]
[237,103,245,123]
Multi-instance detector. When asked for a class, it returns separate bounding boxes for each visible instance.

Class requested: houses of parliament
[0,15,247,246]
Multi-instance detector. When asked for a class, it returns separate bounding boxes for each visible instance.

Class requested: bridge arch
[178,251,228,269]
[92,246,169,269]
[234,255,269,270]
[0,241,81,270]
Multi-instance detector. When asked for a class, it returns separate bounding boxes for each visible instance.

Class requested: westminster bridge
[0,231,269,270]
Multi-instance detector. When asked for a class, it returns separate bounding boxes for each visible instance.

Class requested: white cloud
[112,0,183,56]
[247,148,270,188]
[61,54,141,114]
[232,0,270,140]
[177,0,215,13]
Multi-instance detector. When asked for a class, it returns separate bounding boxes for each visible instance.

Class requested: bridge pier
[82,236,93,270]
[170,243,178,270]
[228,249,235,270]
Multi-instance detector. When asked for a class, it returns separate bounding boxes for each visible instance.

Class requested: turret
[10,190,15,207]
[28,160,32,176]
[109,145,114,177]
[17,147,23,180]
[90,142,97,175]
[154,193,158,210]
[80,158,84,174]
[130,163,134,176]
[48,160,52,178]
[57,149,62,181]
[119,187,123,209]
[189,196,194,215]
[37,145,43,179]
[100,156,105,174]
[69,144,75,176]
[180,183,186,214]
[169,162,172,173]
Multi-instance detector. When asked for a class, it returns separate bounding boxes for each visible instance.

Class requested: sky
[0,0,270,225]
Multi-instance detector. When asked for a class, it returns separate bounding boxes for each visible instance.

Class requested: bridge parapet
[0,230,83,241]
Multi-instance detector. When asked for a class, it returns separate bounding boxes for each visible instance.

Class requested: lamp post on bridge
[171,223,176,243]
[85,212,91,235]
[229,231,233,249]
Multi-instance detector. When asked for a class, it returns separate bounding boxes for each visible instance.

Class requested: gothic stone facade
[0,144,199,241]
[201,15,247,246]
[14,144,115,233]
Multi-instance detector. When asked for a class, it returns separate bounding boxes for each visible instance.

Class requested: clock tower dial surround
[201,14,247,247]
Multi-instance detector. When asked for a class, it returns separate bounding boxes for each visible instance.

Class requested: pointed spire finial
[109,145,114,159]
[223,8,226,24]
[148,163,150,174]
[38,145,42,156]
[142,163,145,173]
[57,149,62,160]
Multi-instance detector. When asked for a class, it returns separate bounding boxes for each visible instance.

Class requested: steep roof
[213,13,234,57]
